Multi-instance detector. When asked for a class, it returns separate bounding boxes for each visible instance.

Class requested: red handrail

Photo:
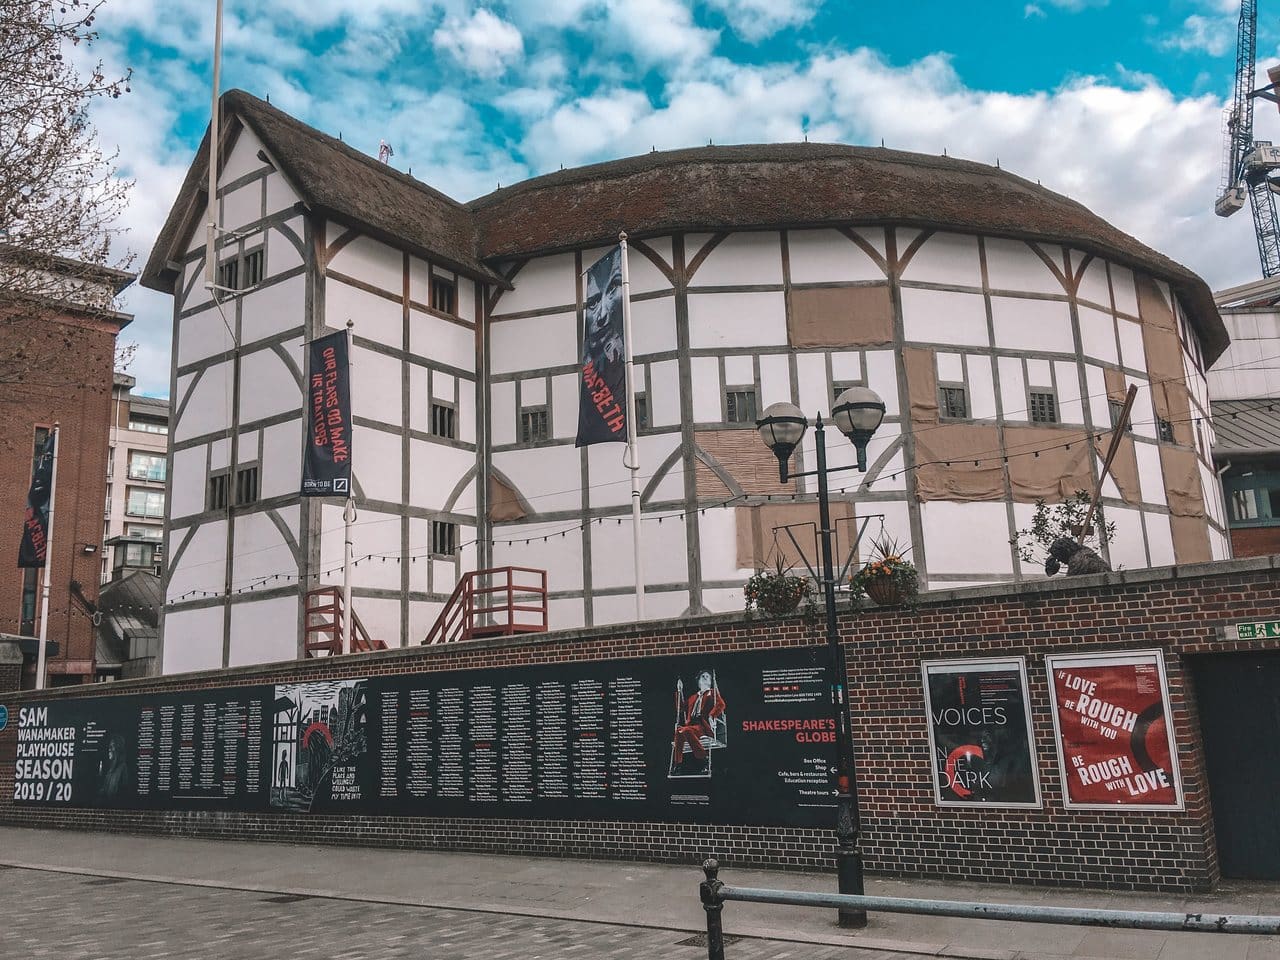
[424,566,548,645]
[303,586,387,657]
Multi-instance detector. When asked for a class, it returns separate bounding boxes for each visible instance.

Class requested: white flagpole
[204,0,224,289]
[619,232,645,619]
[341,318,354,655]
[35,424,60,691]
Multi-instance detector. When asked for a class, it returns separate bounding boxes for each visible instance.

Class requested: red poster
[1046,651,1182,810]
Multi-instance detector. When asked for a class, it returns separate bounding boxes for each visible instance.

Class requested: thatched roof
[142,90,1228,363]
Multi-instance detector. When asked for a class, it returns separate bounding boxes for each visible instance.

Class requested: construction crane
[1215,0,1280,277]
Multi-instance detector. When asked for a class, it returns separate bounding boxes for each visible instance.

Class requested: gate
[1191,652,1280,880]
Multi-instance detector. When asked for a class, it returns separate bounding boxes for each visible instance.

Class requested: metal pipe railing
[697,859,1280,960]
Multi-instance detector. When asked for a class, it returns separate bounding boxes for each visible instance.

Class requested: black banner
[301,331,352,497]
[18,430,55,568]
[576,247,628,447]
[10,648,839,827]
[921,658,1039,807]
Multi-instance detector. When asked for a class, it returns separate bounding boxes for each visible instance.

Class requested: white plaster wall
[1144,512,1175,567]
[238,347,301,423]
[758,353,790,407]
[1111,265,1139,317]
[1054,360,1084,424]
[687,291,787,349]
[232,508,299,586]
[264,170,296,216]
[350,346,403,428]
[355,426,404,503]
[1106,507,1149,571]
[351,597,401,649]
[901,288,988,347]
[244,271,306,343]
[648,360,682,427]
[222,125,268,182]
[628,236,673,295]
[161,606,225,675]
[491,521,585,591]
[920,501,1015,577]
[261,419,303,500]
[1117,318,1145,370]
[983,238,1065,295]
[698,507,742,579]
[990,297,1075,354]
[967,355,998,420]
[864,351,901,417]
[177,304,236,367]
[594,589,689,625]
[689,232,783,286]
[1134,442,1165,507]
[547,598,586,630]
[318,505,402,591]
[409,309,475,372]
[491,380,516,445]
[1076,257,1113,309]
[228,596,298,666]
[631,296,677,356]
[222,183,260,232]
[689,356,721,422]
[549,373,578,439]
[787,229,885,283]
[1078,306,1119,365]
[998,357,1026,421]
[166,522,227,600]
[494,253,576,316]
[901,232,981,287]
[328,234,404,296]
[795,352,829,422]
[329,280,401,349]
[169,448,208,520]
[491,313,576,375]
[492,447,583,513]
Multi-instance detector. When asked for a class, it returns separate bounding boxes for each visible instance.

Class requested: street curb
[0,859,1015,960]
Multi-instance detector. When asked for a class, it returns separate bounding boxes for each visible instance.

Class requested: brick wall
[1229,525,1280,558]
[2,556,1278,892]
[0,309,120,684]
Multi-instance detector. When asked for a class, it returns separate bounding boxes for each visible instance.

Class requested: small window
[236,465,260,505]
[1108,400,1133,434]
[1157,418,1175,443]
[430,276,457,315]
[430,520,457,557]
[939,385,968,419]
[208,473,229,511]
[430,402,457,440]
[242,248,264,287]
[126,487,165,519]
[1229,488,1258,522]
[520,407,549,443]
[217,258,239,291]
[634,393,649,430]
[107,447,114,477]
[726,389,758,424]
[128,417,168,434]
[1029,390,1058,424]
[128,450,167,482]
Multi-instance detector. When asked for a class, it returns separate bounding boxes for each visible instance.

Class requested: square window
[128,451,167,481]
[725,389,758,424]
[126,487,165,518]
[1157,418,1175,443]
[1029,390,1058,424]
[634,393,649,430]
[208,473,229,511]
[1229,488,1258,522]
[217,258,238,291]
[236,466,260,506]
[520,407,549,443]
[242,248,264,287]
[939,385,968,419]
[430,276,457,315]
[430,520,457,557]
[431,402,457,440]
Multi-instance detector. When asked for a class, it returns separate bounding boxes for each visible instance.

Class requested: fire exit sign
[1235,620,1280,640]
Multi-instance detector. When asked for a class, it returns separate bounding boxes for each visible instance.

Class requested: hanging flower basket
[849,536,918,609]
[744,558,813,617]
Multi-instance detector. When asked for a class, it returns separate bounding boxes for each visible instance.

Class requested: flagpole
[35,424,60,691]
[619,232,645,620]
[341,318,354,655]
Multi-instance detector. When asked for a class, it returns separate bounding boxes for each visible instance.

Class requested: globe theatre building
[142,91,1230,673]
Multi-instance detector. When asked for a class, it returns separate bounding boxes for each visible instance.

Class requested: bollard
[700,858,726,960]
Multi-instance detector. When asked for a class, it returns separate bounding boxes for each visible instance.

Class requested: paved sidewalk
[0,827,1277,959]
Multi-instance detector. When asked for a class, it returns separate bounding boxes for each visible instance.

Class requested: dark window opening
[1109,400,1134,433]
[634,393,649,430]
[1029,390,1058,424]
[217,258,238,291]
[208,473,230,511]
[242,248,264,287]
[431,402,457,440]
[940,385,968,419]
[430,276,457,315]
[236,466,260,506]
[726,389,758,424]
[521,407,549,443]
[1158,418,1175,443]
[430,520,457,557]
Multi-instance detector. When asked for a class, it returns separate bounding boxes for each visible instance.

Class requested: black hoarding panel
[12,648,838,827]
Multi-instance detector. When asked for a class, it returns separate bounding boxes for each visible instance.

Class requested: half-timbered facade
[142,91,1230,673]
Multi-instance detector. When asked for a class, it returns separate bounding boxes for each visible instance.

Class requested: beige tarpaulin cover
[489,475,528,521]
[1103,366,1127,402]
[1136,275,1176,330]
[695,430,792,496]
[1105,437,1141,504]
[1170,514,1212,564]
[1004,426,1093,502]
[913,423,1005,501]
[903,347,938,424]
[1142,324,1184,382]
[1150,380,1194,446]
[1159,446,1206,518]
[788,285,894,348]
[736,501,853,570]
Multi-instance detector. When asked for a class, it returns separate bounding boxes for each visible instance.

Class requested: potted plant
[849,536,918,608]
[744,556,814,617]
[1010,491,1117,574]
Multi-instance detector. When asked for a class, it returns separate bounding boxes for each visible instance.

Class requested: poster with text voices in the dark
[921,658,1040,807]
[1046,650,1182,810]
[10,647,839,828]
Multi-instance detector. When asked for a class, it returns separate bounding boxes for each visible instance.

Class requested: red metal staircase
[304,586,388,657]
[424,566,548,645]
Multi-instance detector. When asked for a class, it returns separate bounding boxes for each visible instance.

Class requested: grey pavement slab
[0,826,1278,959]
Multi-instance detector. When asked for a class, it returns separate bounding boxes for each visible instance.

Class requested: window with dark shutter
[725,389,758,424]
[1029,391,1058,424]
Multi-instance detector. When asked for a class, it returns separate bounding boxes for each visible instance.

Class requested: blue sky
[83,0,1280,395]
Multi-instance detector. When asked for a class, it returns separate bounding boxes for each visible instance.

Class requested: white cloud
[432,9,524,78]
[1024,4,1046,18]
[604,0,718,65]
[1163,14,1235,57]
[702,0,820,42]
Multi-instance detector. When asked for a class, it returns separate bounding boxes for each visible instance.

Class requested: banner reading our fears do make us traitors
[1046,650,1183,810]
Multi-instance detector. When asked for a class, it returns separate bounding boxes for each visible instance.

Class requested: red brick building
[0,256,133,687]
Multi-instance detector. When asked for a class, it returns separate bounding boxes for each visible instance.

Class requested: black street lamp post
[755,387,886,929]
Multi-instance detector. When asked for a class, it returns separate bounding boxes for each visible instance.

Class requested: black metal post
[813,417,867,928]
[700,858,726,960]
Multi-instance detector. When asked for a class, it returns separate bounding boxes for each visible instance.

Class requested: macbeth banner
[576,247,628,446]
[1046,650,1182,810]
[10,647,840,827]
[921,658,1040,807]
[17,429,55,568]
[301,330,352,497]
